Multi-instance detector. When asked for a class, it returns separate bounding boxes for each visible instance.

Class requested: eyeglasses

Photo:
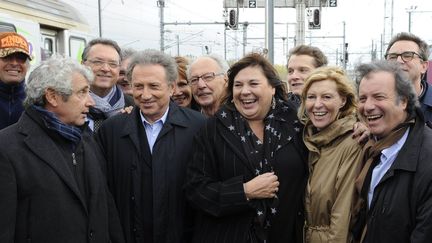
[85,59,120,69]
[189,72,224,86]
[385,51,423,62]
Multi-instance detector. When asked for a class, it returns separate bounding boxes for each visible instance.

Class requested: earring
[271,96,276,109]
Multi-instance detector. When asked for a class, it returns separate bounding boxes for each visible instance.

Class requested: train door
[40,28,58,61]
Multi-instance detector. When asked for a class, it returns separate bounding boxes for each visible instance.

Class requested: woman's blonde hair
[297,66,357,124]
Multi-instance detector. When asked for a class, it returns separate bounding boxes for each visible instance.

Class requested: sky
[65,0,432,68]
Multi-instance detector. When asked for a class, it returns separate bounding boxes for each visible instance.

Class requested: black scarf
[217,99,287,241]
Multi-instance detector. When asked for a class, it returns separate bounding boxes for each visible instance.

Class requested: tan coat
[303,115,363,243]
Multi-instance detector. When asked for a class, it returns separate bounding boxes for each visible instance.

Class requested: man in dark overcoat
[353,60,432,242]
[0,55,124,243]
[96,50,206,243]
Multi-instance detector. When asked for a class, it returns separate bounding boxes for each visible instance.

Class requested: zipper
[72,152,77,165]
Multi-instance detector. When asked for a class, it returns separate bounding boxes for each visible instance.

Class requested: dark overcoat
[96,101,206,243]
[359,110,432,243]
[0,110,124,243]
[185,104,308,243]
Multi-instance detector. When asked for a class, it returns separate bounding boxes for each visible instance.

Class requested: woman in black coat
[185,53,308,243]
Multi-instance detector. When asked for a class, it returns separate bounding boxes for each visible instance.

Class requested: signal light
[229,9,237,29]
[313,9,321,27]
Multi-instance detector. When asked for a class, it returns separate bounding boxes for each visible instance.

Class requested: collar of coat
[303,115,357,150]
[383,108,425,175]
[120,100,191,136]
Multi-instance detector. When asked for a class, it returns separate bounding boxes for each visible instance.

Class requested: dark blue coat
[420,79,432,123]
[0,80,25,130]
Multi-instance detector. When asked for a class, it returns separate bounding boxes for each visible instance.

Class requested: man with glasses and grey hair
[385,32,432,122]
[187,54,229,116]
[96,50,205,243]
[82,38,134,131]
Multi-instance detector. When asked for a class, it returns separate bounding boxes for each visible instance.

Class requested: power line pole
[243,22,249,57]
[176,34,180,56]
[265,0,274,64]
[407,6,417,33]
[382,0,394,53]
[158,0,165,52]
[342,21,346,69]
[224,27,227,60]
[98,0,102,37]
[295,0,305,45]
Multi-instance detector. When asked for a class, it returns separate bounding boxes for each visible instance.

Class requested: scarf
[32,105,83,149]
[303,115,357,150]
[351,117,415,242]
[90,85,125,118]
[217,99,287,241]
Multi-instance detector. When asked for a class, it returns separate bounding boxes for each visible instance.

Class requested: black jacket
[360,109,432,243]
[185,103,308,243]
[0,109,124,243]
[96,101,206,243]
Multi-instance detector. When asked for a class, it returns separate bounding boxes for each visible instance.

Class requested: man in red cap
[0,32,31,130]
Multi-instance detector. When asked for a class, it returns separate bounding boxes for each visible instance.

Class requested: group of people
[0,29,431,243]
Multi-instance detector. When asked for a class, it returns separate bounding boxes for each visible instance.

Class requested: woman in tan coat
[298,66,363,243]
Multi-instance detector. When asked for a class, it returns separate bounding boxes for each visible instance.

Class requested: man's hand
[120,106,133,114]
[352,121,370,144]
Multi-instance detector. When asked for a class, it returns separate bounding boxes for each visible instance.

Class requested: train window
[69,36,86,62]
[40,28,57,61]
[0,21,16,32]
[42,38,54,60]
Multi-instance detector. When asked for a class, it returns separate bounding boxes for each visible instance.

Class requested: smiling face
[189,57,227,109]
[84,44,120,96]
[233,66,275,121]
[305,79,346,130]
[358,71,408,139]
[172,76,192,107]
[287,54,316,95]
[0,53,29,84]
[131,64,172,123]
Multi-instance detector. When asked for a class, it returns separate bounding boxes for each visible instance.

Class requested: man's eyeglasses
[385,51,423,62]
[86,59,120,69]
[189,72,224,86]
